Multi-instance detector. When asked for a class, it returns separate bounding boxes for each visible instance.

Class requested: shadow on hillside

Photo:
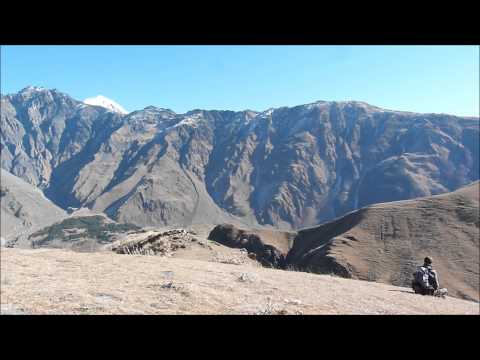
[388,290,415,294]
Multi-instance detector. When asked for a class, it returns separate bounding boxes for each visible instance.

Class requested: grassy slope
[288,181,480,301]
[1,248,478,315]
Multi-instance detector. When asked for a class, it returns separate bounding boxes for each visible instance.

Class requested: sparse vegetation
[255,297,290,315]
[212,250,250,265]
[29,216,140,247]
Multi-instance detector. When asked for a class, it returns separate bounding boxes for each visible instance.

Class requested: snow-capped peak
[19,86,48,95]
[83,95,128,115]
[23,85,47,92]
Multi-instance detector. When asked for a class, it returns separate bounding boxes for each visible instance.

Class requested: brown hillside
[287,182,480,301]
[1,248,478,315]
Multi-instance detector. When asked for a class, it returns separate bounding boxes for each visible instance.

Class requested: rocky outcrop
[208,224,290,268]
[2,87,478,230]
[111,229,207,256]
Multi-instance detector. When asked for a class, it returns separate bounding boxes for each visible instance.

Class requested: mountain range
[1,86,478,232]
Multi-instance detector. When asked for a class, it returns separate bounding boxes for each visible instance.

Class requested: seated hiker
[411,256,446,296]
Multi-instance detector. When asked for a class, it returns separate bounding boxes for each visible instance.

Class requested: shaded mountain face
[0,170,67,246]
[1,87,479,229]
[208,224,295,268]
[286,182,480,301]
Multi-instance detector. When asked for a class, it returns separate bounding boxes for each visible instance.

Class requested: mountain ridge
[1,86,478,230]
[5,86,479,118]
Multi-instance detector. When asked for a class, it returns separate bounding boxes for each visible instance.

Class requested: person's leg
[412,282,423,294]
[428,270,440,290]
[420,285,434,295]
[414,283,430,295]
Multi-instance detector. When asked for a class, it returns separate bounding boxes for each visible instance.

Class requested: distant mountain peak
[83,95,128,115]
[143,105,174,113]
[18,86,49,96]
[21,85,47,92]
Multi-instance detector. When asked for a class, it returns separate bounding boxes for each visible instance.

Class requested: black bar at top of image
[2,29,479,46]
[1,3,479,45]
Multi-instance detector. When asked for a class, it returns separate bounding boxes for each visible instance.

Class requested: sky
[1,45,478,116]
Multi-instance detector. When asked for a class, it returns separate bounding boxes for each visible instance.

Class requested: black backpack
[413,266,429,287]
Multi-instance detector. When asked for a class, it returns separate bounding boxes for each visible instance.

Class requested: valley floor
[1,248,478,315]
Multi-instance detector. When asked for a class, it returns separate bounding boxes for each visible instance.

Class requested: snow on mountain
[21,86,47,92]
[83,95,128,114]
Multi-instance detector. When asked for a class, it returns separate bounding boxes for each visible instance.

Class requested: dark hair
[424,256,432,264]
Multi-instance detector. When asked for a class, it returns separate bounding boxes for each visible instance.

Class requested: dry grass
[289,182,480,302]
[1,248,478,315]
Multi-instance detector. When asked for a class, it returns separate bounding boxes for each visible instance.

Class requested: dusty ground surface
[1,248,478,315]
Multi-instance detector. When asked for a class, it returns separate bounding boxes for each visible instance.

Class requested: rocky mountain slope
[0,170,67,246]
[2,86,478,230]
[1,247,478,314]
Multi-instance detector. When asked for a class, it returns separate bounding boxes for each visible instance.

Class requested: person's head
[424,256,433,266]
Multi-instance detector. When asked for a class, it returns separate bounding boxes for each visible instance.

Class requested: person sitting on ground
[411,257,447,296]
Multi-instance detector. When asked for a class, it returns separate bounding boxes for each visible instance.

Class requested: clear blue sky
[1,45,478,116]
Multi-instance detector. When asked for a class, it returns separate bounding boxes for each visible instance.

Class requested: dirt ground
[1,248,478,315]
